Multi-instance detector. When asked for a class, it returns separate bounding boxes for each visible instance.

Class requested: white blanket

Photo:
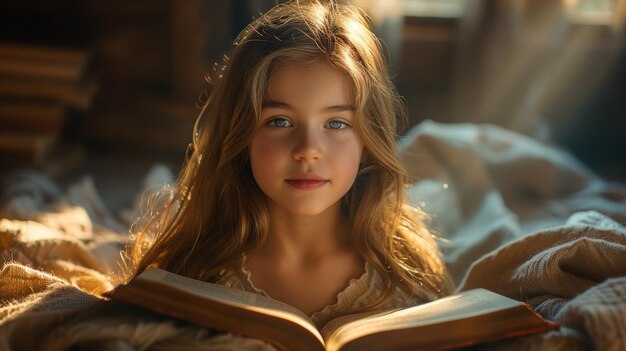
[399,121,626,350]
[1,121,625,350]
[399,121,626,284]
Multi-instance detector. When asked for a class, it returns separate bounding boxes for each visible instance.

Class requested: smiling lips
[285,173,329,190]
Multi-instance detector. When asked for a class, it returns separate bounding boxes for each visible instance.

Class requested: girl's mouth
[285,173,329,190]
[285,179,329,190]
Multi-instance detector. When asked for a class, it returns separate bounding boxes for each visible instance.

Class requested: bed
[1,120,625,350]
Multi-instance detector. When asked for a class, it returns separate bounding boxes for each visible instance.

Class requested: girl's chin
[279,208,332,217]
[269,201,342,218]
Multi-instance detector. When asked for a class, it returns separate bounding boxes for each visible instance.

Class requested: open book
[103,268,558,351]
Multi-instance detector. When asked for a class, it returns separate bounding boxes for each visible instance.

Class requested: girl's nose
[293,125,323,161]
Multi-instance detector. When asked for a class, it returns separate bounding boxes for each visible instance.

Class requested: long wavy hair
[125,0,452,309]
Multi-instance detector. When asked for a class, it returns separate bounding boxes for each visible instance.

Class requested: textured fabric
[0,168,276,351]
[458,211,626,350]
[399,120,626,285]
[556,277,626,351]
[0,263,275,351]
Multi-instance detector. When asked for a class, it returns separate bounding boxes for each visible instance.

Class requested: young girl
[127,0,452,328]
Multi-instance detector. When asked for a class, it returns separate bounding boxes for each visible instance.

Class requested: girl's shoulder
[216,256,427,328]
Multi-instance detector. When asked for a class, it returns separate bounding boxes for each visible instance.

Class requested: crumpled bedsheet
[1,121,625,350]
[460,211,626,351]
[398,121,626,350]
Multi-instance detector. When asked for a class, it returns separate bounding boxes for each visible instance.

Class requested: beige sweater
[217,256,427,328]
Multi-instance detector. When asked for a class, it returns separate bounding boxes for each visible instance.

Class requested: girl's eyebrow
[326,104,354,112]
[262,99,354,112]
[262,100,292,110]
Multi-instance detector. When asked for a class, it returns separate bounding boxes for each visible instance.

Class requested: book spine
[0,78,97,109]
[0,57,85,82]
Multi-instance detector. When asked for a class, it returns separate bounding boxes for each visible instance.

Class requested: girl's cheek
[252,134,287,159]
[329,131,362,150]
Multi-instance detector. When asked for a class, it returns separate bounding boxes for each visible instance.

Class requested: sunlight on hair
[127,0,453,309]
[308,1,329,28]
[345,17,366,36]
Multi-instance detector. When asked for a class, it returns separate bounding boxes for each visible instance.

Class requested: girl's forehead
[264,60,354,103]
[271,59,327,75]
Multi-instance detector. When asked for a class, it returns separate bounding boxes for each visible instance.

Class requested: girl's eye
[266,118,292,128]
[327,120,349,130]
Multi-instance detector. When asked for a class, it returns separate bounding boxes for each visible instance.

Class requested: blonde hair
[126,0,452,309]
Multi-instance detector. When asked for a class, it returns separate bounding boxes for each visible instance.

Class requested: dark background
[1,0,625,210]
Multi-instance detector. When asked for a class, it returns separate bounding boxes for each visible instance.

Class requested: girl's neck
[257,201,349,265]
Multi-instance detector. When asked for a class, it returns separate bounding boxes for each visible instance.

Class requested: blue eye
[267,118,292,128]
[327,120,349,130]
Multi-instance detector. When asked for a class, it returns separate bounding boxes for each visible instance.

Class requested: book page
[320,309,399,342]
[328,289,521,345]
[139,268,316,328]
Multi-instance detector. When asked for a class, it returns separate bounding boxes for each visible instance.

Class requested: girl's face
[250,60,364,217]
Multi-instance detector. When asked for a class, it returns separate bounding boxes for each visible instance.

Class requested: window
[566,0,621,25]
[400,0,466,18]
